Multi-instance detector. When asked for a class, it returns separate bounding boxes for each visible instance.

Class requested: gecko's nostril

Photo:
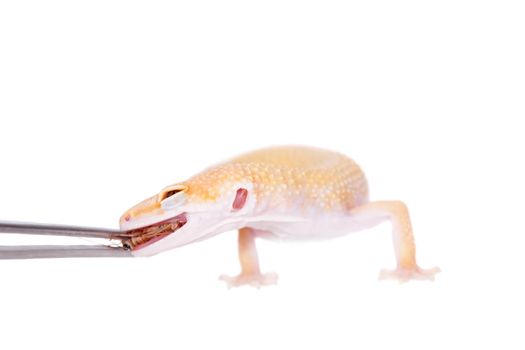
[124,214,131,222]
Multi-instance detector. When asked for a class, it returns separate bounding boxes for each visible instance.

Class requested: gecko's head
[119,179,254,257]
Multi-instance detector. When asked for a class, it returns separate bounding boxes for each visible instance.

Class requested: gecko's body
[120,146,438,286]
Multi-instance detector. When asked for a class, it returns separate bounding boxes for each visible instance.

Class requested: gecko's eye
[159,185,187,202]
[160,190,181,201]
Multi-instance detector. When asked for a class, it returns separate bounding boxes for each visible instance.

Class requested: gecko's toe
[219,272,278,289]
[379,266,440,283]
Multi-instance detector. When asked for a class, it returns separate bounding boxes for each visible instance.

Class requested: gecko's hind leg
[219,228,278,288]
[350,200,440,283]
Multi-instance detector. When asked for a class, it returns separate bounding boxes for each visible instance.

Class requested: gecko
[119,146,439,287]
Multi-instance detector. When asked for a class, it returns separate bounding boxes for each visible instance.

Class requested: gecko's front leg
[219,227,278,288]
[350,200,440,282]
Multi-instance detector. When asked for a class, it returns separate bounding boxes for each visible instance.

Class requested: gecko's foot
[379,266,440,283]
[219,272,278,289]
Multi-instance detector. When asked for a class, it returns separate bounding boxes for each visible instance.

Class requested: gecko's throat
[122,213,187,251]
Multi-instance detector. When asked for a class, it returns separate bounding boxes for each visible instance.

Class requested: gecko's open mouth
[122,213,187,251]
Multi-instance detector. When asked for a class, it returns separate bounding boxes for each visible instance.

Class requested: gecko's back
[186,146,369,215]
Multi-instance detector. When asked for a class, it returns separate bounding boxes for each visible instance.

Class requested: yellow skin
[120,146,439,287]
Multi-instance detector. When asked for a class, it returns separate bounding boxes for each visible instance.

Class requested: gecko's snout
[119,193,164,229]
[119,210,138,227]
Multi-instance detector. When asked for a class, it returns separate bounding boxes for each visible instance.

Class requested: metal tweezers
[0,221,133,259]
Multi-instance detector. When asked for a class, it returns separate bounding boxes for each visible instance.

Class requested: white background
[1,1,524,349]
